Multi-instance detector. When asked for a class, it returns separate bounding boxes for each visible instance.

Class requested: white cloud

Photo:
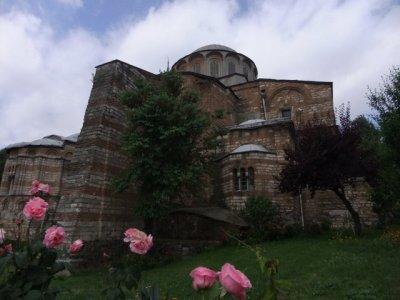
[55,0,83,8]
[0,0,399,148]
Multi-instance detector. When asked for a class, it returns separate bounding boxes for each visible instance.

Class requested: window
[233,168,240,191]
[248,167,255,190]
[243,66,249,78]
[193,63,201,73]
[281,108,292,118]
[233,167,255,191]
[210,60,219,77]
[228,62,235,74]
[240,168,248,191]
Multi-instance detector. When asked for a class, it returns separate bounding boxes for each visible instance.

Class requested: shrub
[241,196,281,241]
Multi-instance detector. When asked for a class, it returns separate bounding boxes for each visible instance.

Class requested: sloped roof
[239,119,266,126]
[230,117,292,131]
[171,207,248,228]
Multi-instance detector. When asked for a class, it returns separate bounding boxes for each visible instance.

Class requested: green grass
[54,234,400,299]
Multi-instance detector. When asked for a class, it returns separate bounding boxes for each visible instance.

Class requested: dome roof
[193,44,236,53]
[6,133,79,150]
[231,144,269,154]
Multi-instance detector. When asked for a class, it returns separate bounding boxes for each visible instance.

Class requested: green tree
[278,106,378,235]
[115,71,222,232]
[367,67,400,225]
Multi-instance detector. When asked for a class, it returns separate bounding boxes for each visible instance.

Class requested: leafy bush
[241,196,281,241]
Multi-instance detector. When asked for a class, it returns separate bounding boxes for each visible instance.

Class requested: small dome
[193,44,236,53]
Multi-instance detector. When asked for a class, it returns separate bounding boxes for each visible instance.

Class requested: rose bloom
[123,228,147,243]
[30,180,41,195]
[38,183,51,194]
[69,239,84,254]
[219,263,252,300]
[190,267,218,290]
[0,228,5,244]
[129,235,153,255]
[43,226,65,249]
[30,180,51,195]
[23,197,49,221]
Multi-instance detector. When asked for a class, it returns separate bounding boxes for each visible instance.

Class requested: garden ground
[54,233,400,299]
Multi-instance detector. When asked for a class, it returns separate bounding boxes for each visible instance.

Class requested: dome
[172,43,258,85]
[231,144,269,154]
[193,44,236,53]
[5,133,79,150]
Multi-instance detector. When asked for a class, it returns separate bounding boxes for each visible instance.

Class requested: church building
[0,44,377,241]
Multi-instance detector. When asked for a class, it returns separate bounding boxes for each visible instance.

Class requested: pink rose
[219,263,252,300]
[0,228,5,244]
[69,239,84,254]
[123,228,147,243]
[43,226,65,248]
[129,235,153,255]
[23,197,49,221]
[4,244,12,253]
[30,180,51,195]
[38,183,51,194]
[123,227,153,255]
[190,266,218,290]
[30,180,41,195]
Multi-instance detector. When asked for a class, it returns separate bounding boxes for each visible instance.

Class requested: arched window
[248,167,255,190]
[193,63,201,73]
[228,62,235,74]
[240,168,248,191]
[233,167,255,192]
[233,168,240,191]
[210,60,219,77]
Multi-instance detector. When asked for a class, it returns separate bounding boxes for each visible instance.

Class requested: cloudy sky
[0,0,399,148]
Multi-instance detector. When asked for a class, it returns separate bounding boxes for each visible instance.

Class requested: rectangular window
[193,63,201,73]
[281,108,292,118]
[210,60,219,77]
[240,168,248,191]
[228,62,235,74]
[233,168,240,191]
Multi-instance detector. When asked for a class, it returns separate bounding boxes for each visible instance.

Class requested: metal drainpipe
[261,90,267,120]
[299,189,305,228]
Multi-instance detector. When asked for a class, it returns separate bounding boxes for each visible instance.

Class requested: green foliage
[115,71,222,222]
[241,196,280,241]
[55,234,400,299]
[0,241,69,299]
[278,105,379,235]
[367,66,400,225]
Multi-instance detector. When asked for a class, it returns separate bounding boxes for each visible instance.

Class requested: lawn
[54,233,400,299]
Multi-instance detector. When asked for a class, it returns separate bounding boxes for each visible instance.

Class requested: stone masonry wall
[55,60,157,242]
[231,79,334,126]
[0,145,74,233]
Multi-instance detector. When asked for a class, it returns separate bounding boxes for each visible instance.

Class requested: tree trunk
[334,188,362,236]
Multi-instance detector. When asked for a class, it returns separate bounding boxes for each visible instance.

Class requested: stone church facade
[0,45,376,241]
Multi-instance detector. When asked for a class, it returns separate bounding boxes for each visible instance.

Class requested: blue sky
[0,0,399,148]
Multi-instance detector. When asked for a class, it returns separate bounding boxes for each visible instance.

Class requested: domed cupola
[172,44,258,86]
